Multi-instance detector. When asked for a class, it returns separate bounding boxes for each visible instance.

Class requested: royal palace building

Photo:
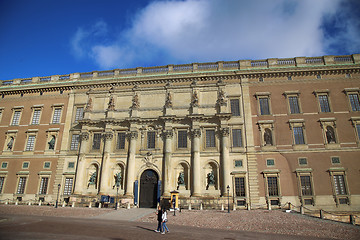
[0,54,359,211]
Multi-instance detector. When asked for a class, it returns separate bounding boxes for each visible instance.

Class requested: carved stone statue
[85,97,93,111]
[88,171,97,186]
[264,128,273,145]
[113,172,122,188]
[177,172,185,185]
[7,137,14,150]
[108,96,115,111]
[165,92,173,108]
[217,89,226,106]
[326,126,336,143]
[132,93,140,109]
[207,170,215,185]
[191,91,199,107]
[48,136,56,150]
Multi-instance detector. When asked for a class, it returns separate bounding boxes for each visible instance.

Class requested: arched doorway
[139,169,159,208]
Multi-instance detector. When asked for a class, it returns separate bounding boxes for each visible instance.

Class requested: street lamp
[55,184,61,208]
[115,183,120,210]
[227,185,230,213]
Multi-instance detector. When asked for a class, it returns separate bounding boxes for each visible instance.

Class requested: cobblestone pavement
[1,205,359,240]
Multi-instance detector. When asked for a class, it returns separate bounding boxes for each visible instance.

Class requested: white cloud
[71,0,358,70]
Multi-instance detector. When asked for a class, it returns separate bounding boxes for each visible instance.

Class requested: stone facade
[0,54,359,211]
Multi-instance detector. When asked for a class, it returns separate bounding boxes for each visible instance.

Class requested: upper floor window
[206,130,216,148]
[31,109,41,125]
[232,129,243,147]
[259,97,270,115]
[117,132,126,150]
[11,110,21,125]
[52,107,62,124]
[74,106,84,123]
[356,124,360,141]
[39,177,49,195]
[25,135,36,151]
[70,134,80,151]
[230,99,240,116]
[267,176,279,196]
[288,96,300,114]
[147,131,156,149]
[92,133,102,150]
[234,177,246,197]
[344,88,360,112]
[333,174,347,195]
[63,177,73,195]
[300,175,313,196]
[318,94,331,112]
[177,130,188,149]
[293,127,305,145]
[17,177,27,194]
[0,177,5,193]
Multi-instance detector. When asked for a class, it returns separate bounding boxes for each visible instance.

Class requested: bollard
[89,202,92,208]
[200,203,203,210]
[288,202,291,210]
[62,201,66,208]
[15,200,18,206]
[233,203,236,211]
[350,215,356,225]
[267,202,271,211]
[188,203,191,210]
[320,209,324,219]
[98,202,101,208]
[300,206,304,215]
[72,202,75,208]
[221,203,224,211]
[28,202,31,206]
[127,202,130,209]
[247,203,251,211]
[39,200,42,206]
[116,202,119,210]
[5,201,8,205]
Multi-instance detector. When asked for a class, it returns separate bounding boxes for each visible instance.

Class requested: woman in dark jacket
[154,205,162,232]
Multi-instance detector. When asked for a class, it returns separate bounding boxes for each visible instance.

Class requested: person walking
[154,205,162,233]
[161,208,169,234]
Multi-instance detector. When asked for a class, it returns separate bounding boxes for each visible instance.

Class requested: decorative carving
[48,135,56,150]
[129,131,138,140]
[326,126,336,143]
[164,92,173,108]
[177,172,185,185]
[217,89,227,106]
[7,137,14,150]
[88,171,97,187]
[80,132,89,141]
[264,128,273,145]
[163,130,173,139]
[191,129,202,138]
[103,131,113,140]
[131,93,140,109]
[85,97,93,112]
[107,96,115,111]
[220,127,230,137]
[142,152,157,167]
[207,170,215,185]
[191,91,199,107]
[113,172,122,188]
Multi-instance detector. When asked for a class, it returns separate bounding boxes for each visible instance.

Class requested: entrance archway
[139,169,159,208]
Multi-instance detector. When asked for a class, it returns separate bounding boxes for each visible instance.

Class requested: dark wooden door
[139,169,158,208]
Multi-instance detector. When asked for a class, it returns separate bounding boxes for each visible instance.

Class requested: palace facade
[0,54,359,210]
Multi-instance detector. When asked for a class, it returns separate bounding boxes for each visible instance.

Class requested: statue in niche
[48,136,56,150]
[113,172,122,188]
[207,170,215,186]
[264,128,273,145]
[108,96,115,111]
[88,171,97,187]
[326,126,336,143]
[132,93,140,109]
[177,172,185,185]
[7,137,14,150]
[85,97,93,111]
[165,92,173,108]
[217,89,226,106]
[191,91,199,107]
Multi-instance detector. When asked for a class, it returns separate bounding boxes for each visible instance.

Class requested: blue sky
[0,0,359,80]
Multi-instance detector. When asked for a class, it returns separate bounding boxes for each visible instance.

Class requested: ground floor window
[17,177,27,194]
[63,177,73,195]
[267,177,279,196]
[300,176,313,196]
[0,177,5,193]
[234,177,245,197]
[39,177,49,195]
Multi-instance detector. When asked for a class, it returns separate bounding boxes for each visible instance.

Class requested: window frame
[0,176,5,194]
[255,92,271,116]
[296,169,315,206]
[70,133,80,151]
[344,88,360,112]
[116,132,127,150]
[51,105,63,124]
[177,130,188,149]
[232,128,243,148]
[205,129,216,148]
[74,105,85,123]
[262,170,281,206]
[230,98,241,116]
[16,176,27,195]
[147,131,156,149]
[289,120,306,147]
[328,168,350,205]
[63,177,74,195]
[25,131,37,152]
[284,91,301,114]
[38,177,49,195]
[31,108,42,125]
[314,90,331,113]
[11,107,23,126]
[92,132,102,150]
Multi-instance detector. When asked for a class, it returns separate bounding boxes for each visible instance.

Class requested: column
[73,132,89,195]
[125,131,138,196]
[191,129,202,196]
[99,131,113,194]
[220,127,231,196]
[163,130,173,196]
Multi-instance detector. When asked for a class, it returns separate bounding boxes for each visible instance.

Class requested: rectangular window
[12,110,21,125]
[357,124,360,141]
[333,175,347,195]
[298,158,307,166]
[63,177,73,195]
[44,162,51,169]
[31,109,41,124]
[147,131,156,149]
[318,95,331,112]
[234,160,243,167]
[177,130,188,148]
[22,162,29,169]
[206,130,216,148]
[232,129,243,147]
[230,99,240,116]
[289,96,300,114]
[0,177,5,193]
[1,162,8,169]
[267,177,279,196]
[74,107,84,123]
[70,134,80,150]
[259,97,270,115]
[293,127,305,145]
[52,108,62,124]
[300,176,313,196]
[25,136,36,151]
[117,132,126,149]
[92,133,102,150]
[266,159,275,166]
[331,157,340,164]
[349,93,360,111]
[68,162,75,169]
[17,177,27,194]
[39,177,49,195]
[235,177,246,197]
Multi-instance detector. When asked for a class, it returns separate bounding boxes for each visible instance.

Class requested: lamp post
[115,183,120,210]
[227,185,230,213]
[55,184,61,208]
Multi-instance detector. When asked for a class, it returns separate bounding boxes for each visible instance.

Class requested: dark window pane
[267,177,278,196]
[289,96,300,114]
[293,127,305,145]
[230,99,240,116]
[92,133,102,150]
[349,94,360,111]
[117,132,126,149]
[235,177,246,197]
[259,98,270,115]
[178,130,187,148]
[147,131,156,149]
[300,176,312,196]
[318,95,330,112]
[232,129,243,147]
[206,130,216,148]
